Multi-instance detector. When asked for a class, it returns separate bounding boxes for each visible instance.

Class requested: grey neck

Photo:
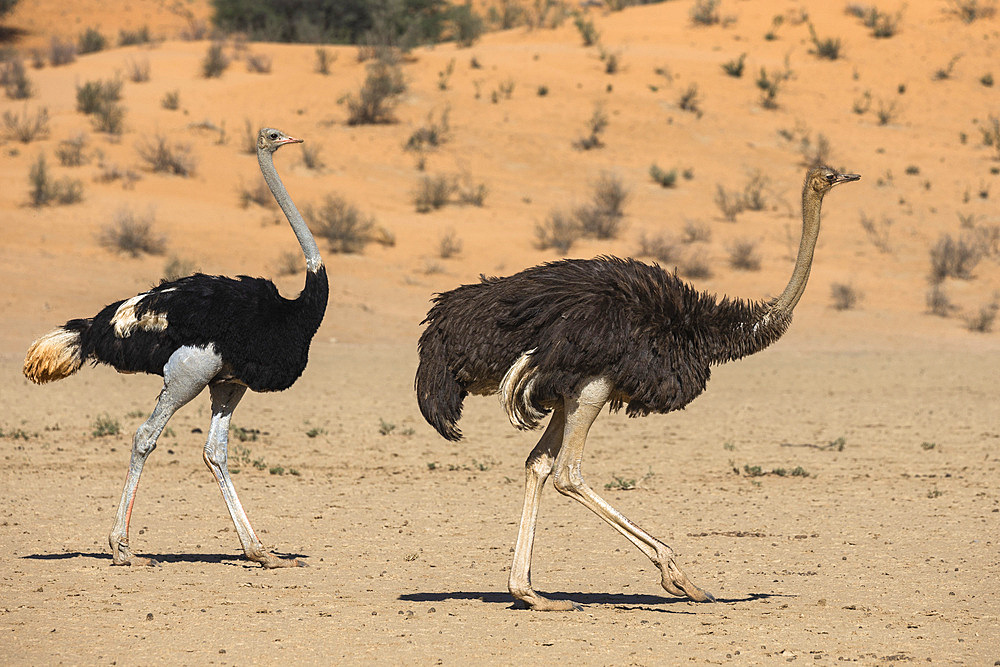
[771,185,824,315]
[258,148,323,273]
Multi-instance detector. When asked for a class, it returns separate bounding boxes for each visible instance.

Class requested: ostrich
[416,165,860,610]
[23,128,326,568]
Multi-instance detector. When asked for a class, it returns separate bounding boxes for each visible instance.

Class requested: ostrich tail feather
[24,326,84,384]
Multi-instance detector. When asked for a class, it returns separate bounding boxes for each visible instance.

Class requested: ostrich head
[257,127,303,153]
[805,165,861,196]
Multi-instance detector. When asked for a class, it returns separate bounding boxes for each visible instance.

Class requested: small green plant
[100,208,166,257]
[305,194,375,253]
[4,106,49,142]
[2,58,33,99]
[756,67,786,109]
[78,27,107,54]
[231,425,261,442]
[378,419,396,436]
[722,53,745,77]
[202,42,230,78]
[161,90,180,111]
[690,0,721,25]
[728,239,761,271]
[136,135,195,176]
[808,24,842,59]
[927,488,943,498]
[921,441,937,450]
[573,14,599,46]
[604,475,637,491]
[413,174,457,213]
[92,414,121,437]
[305,427,327,438]
[649,164,678,188]
[535,210,581,253]
[573,104,608,150]
[830,283,862,310]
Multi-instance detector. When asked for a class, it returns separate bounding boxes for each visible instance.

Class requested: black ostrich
[416,165,860,610]
[23,128,327,568]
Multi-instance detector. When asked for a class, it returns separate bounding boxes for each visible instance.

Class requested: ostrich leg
[109,346,222,566]
[550,377,715,607]
[508,405,576,611]
[202,383,305,568]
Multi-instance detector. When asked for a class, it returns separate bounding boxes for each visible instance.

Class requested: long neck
[258,148,323,273]
[772,184,825,315]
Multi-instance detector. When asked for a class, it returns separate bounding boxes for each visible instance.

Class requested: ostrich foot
[659,559,715,602]
[511,589,582,611]
[110,543,159,567]
[253,551,308,569]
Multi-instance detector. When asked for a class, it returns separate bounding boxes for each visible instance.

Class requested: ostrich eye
[269,132,278,140]
[825,173,835,182]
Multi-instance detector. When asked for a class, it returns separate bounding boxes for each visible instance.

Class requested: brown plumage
[415,165,860,611]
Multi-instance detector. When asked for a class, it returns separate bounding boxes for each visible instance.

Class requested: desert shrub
[690,0,720,25]
[980,116,1000,161]
[275,251,301,276]
[756,67,786,109]
[76,79,122,114]
[2,58,32,99]
[78,27,107,54]
[926,283,956,317]
[239,179,274,207]
[161,90,180,110]
[636,232,679,264]
[859,212,893,253]
[573,15,599,46]
[722,53,745,77]
[830,283,861,310]
[98,163,141,189]
[450,4,484,47]
[3,106,49,142]
[981,73,994,87]
[240,119,260,154]
[457,177,488,206]
[55,134,88,166]
[599,48,620,75]
[437,229,463,258]
[535,210,581,253]
[798,131,832,168]
[808,24,842,59]
[246,52,272,73]
[933,55,960,80]
[682,220,711,244]
[414,174,456,212]
[649,164,678,188]
[575,171,628,239]
[315,47,335,75]
[948,0,996,23]
[125,59,150,83]
[136,135,196,176]
[728,239,761,270]
[678,84,702,116]
[118,26,152,46]
[713,184,744,221]
[680,253,712,279]
[875,99,898,125]
[929,233,983,282]
[346,60,405,125]
[741,170,769,210]
[405,108,450,152]
[301,143,325,170]
[573,104,608,150]
[48,37,76,66]
[305,194,375,253]
[100,208,166,257]
[163,256,198,281]
[964,298,999,332]
[92,102,126,134]
[28,155,84,206]
[202,42,230,78]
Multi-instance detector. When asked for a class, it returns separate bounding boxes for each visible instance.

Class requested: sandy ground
[1,0,999,664]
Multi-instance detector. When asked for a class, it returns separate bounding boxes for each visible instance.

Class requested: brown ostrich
[415,165,860,610]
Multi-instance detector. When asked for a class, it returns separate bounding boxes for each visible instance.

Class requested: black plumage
[416,256,789,441]
[72,267,327,392]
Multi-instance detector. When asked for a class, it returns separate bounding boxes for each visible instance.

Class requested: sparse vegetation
[964,297,999,332]
[947,0,996,23]
[76,78,122,115]
[346,60,405,125]
[437,229,463,258]
[859,212,893,253]
[636,232,680,264]
[933,55,961,80]
[756,67,787,109]
[301,143,324,170]
[92,102,126,134]
[574,172,628,239]
[100,208,166,257]
[118,25,152,46]
[690,0,721,25]
[2,58,32,99]
[649,164,678,188]
[682,220,711,244]
[457,176,488,206]
[722,53,745,77]
[573,104,608,150]
[315,48,335,75]
[728,239,761,271]
[573,14,599,46]
[246,52,272,73]
[125,59,151,83]
[163,256,198,281]
[830,283,862,310]
[202,42,230,78]
[56,134,88,166]
[161,90,180,110]
[305,194,375,253]
[713,184,745,221]
[4,105,49,142]
[535,210,581,253]
[28,154,83,206]
[92,414,121,437]
[929,233,983,282]
[875,98,898,125]
[979,116,1000,161]
[450,3,485,47]
[405,108,450,152]
[678,84,702,116]
[239,179,274,208]
[48,37,77,66]
[78,27,107,54]
[414,174,456,212]
[136,135,196,176]
[680,252,712,279]
[808,23,842,60]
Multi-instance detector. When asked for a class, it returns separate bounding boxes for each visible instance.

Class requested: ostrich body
[23,128,327,568]
[416,166,859,610]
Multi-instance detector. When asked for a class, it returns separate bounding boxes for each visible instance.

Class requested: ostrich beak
[836,172,861,184]
[278,135,303,145]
